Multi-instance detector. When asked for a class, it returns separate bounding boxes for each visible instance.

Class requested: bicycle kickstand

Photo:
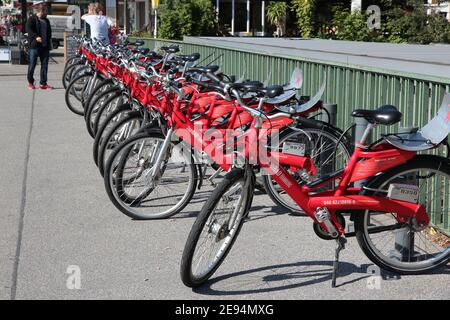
[208,166,223,187]
[331,236,347,288]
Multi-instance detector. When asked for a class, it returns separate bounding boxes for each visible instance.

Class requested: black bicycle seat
[259,85,284,98]
[176,53,201,62]
[147,51,160,59]
[168,46,180,54]
[160,45,180,54]
[189,65,220,74]
[138,48,150,55]
[352,105,402,125]
[232,81,264,92]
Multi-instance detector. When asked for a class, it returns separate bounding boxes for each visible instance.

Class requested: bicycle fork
[148,127,174,180]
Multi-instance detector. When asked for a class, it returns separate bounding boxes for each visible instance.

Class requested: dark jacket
[26,14,52,49]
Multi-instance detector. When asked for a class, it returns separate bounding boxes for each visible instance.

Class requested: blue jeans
[27,47,50,85]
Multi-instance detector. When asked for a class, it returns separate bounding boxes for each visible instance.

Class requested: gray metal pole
[353,117,370,188]
[322,103,337,126]
[320,103,338,177]
[246,0,250,34]
[390,126,416,262]
[354,117,369,146]
[231,0,235,35]
[261,1,265,36]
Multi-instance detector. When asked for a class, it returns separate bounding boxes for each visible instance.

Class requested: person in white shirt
[81,3,114,44]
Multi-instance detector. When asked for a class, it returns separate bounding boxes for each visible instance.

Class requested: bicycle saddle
[133,40,145,47]
[147,51,160,59]
[352,105,402,125]
[161,45,180,53]
[189,65,220,74]
[176,53,201,62]
[133,48,150,55]
[232,81,263,91]
[260,85,284,99]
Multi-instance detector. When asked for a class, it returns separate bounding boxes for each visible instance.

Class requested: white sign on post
[0,48,11,62]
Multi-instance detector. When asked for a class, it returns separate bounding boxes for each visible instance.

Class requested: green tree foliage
[158,0,218,40]
[319,0,450,44]
[291,0,316,38]
[385,0,450,44]
[426,13,450,43]
[332,9,370,41]
[266,1,288,36]
[329,6,385,42]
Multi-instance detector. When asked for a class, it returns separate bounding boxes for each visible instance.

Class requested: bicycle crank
[313,208,343,240]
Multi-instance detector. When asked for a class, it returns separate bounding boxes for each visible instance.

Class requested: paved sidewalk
[0,53,449,300]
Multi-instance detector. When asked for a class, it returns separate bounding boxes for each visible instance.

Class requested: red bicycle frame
[163,88,299,173]
[255,129,428,235]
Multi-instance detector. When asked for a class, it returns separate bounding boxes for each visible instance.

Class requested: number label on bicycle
[387,183,419,203]
[282,142,306,157]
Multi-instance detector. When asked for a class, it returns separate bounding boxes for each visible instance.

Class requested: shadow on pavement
[192,259,450,296]
[193,260,370,296]
[170,204,288,221]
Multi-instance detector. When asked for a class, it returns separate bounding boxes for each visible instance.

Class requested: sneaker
[39,85,53,90]
[27,83,35,90]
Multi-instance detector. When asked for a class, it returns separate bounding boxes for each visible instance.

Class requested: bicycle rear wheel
[262,123,351,214]
[181,167,255,287]
[355,155,450,274]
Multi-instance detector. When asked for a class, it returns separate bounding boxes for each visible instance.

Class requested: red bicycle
[180,90,450,287]
[101,65,343,220]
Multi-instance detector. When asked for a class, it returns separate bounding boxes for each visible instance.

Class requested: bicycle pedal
[209,180,217,188]
[331,236,347,288]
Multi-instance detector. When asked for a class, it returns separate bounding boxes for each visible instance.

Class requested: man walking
[26,3,53,90]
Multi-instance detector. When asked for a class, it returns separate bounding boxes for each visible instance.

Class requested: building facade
[28,0,449,36]
[427,0,450,21]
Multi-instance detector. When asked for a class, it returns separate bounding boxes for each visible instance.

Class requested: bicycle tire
[355,154,450,274]
[103,128,198,220]
[97,110,143,176]
[181,167,255,287]
[85,88,122,137]
[93,103,133,166]
[65,72,93,116]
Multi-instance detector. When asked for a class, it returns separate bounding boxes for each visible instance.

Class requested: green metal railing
[135,37,450,234]
[137,37,450,133]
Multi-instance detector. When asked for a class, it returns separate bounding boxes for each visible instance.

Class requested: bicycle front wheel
[104,129,198,220]
[97,111,143,175]
[355,155,450,274]
[181,167,255,287]
[65,72,92,116]
[93,103,133,167]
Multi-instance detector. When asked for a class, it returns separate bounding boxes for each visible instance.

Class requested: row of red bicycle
[63,37,450,288]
